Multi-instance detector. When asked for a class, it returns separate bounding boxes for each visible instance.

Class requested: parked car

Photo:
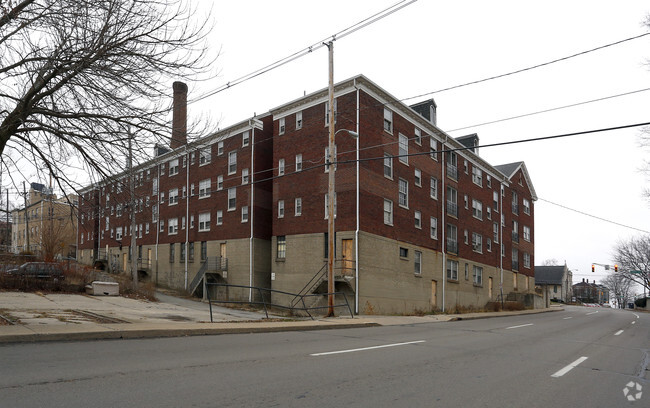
[5,262,65,280]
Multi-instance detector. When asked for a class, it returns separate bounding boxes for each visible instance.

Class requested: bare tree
[601,272,634,308]
[541,258,560,266]
[0,0,214,195]
[612,235,650,294]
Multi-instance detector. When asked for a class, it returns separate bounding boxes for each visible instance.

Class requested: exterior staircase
[188,256,228,297]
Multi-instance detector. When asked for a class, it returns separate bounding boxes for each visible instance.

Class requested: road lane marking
[505,323,533,329]
[631,321,636,325]
[615,330,624,336]
[551,356,588,378]
[310,340,426,356]
[563,317,573,320]
[633,313,640,318]
[586,311,599,315]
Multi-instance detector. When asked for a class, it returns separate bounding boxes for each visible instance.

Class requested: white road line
[551,356,589,378]
[563,317,573,320]
[310,340,426,356]
[615,330,624,336]
[633,313,640,318]
[631,321,636,325]
[586,311,599,315]
[505,323,533,329]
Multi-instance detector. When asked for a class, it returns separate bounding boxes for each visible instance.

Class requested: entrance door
[147,248,152,268]
[122,253,127,273]
[431,280,438,309]
[489,277,493,299]
[341,239,353,276]
[220,243,227,269]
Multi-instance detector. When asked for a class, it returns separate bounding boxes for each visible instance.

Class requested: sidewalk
[0,291,562,344]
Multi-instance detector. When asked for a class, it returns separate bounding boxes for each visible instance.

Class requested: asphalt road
[0,306,647,407]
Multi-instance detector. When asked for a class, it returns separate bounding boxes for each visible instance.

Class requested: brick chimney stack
[171,81,188,150]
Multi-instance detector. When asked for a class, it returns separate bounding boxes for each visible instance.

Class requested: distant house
[535,265,573,303]
[572,278,609,304]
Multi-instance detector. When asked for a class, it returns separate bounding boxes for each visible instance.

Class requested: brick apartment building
[77,75,536,314]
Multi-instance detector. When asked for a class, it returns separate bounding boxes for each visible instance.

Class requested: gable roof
[495,161,538,201]
[534,265,567,285]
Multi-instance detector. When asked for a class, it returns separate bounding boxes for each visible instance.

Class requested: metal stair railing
[188,256,228,295]
[289,262,327,308]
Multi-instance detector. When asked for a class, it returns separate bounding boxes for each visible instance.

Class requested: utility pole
[326,40,335,317]
[22,181,30,253]
[128,128,138,290]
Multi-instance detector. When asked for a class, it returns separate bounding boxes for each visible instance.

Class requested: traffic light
[591,264,595,272]
[614,264,618,272]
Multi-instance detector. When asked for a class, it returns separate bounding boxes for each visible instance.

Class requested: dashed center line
[586,311,599,315]
[551,356,589,378]
[615,330,624,336]
[563,317,573,320]
[505,323,533,329]
[631,321,636,325]
[633,313,640,319]
[310,340,426,356]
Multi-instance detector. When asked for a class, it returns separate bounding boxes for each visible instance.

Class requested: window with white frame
[182,186,186,198]
[487,174,492,187]
[523,225,531,242]
[414,251,422,275]
[414,211,422,229]
[430,177,438,199]
[398,133,408,164]
[168,218,178,235]
[523,252,531,268]
[398,178,408,208]
[493,190,499,212]
[430,137,438,160]
[190,183,195,196]
[160,192,165,204]
[190,215,194,228]
[181,216,186,230]
[228,151,237,174]
[198,212,210,232]
[430,217,438,239]
[464,160,469,174]
[160,219,164,232]
[472,166,483,186]
[278,159,285,176]
[523,198,531,215]
[145,223,150,234]
[447,259,458,280]
[325,99,337,125]
[473,266,483,286]
[383,108,393,133]
[116,227,122,240]
[472,199,483,220]
[278,200,285,218]
[487,238,492,252]
[217,141,224,156]
[295,197,302,216]
[464,229,469,244]
[383,153,393,179]
[169,159,179,176]
[414,168,422,187]
[296,111,303,129]
[414,128,422,145]
[190,152,195,165]
[493,221,499,243]
[199,179,210,198]
[169,188,179,205]
[242,168,249,184]
[216,210,223,225]
[472,232,483,253]
[228,188,236,211]
[384,199,393,225]
[487,207,492,220]
[324,193,337,219]
[279,118,285,135]
[105,217,109,231]
[295,154,303,171]
[217,175,223,190]
[242,131,250,147]
[116,204,122,216]
[199,147,211,165]
[242,206,249,222]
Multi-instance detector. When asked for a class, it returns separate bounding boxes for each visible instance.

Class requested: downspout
[354,80,360,314]
[184,147,189,290]
[441,143,446,313]
[500,181,504,307]
[97,189,101,262]
[155,163,160,286]
[249,124,255,302]
[40,201,43,256]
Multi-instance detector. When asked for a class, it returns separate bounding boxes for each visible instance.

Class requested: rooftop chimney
[171,81,188,150]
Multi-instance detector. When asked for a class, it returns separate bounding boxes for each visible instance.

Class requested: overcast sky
[186,0,650,290]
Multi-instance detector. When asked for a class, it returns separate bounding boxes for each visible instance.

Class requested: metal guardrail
[205,282,354,321]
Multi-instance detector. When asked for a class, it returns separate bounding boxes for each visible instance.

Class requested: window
[473,266,483,286]
[295,198,302,216]
[472,232,482,253]
[430,177,438,199]
[279,118,285,135]
[430,137,438,160]
[189,242,194,262]
[190,215,194,228]
[152,205,158,223]
[170,243,175,263]
[464,229,469,245]
[414,128,422,145]
[324,145,337,172]
[383,108,393,133]
[398,133,408,164]
[512,191,519,214]
[228,188,236,210]
[447,186,458,217]
[199,179,210,198]
[278,200,285,218]
[169,188,179,205]
[277,236,286,259]
[169,159,179,176]
[325,99,337,125]
[523,225,531,242]
[512,248,519,271]
[324,193,337,219]
[512,220,519,242]
[296,111,303,129]
[190,183,195,196]
[447,259,458,280]
[464,194,469,209]
[493,191,499,212]
[242,206,249,222]
[398,178,408,208]
[180,243,185,262]
[493,222,499,243]
[487,207,492,220]
[472,199,483,220]
[217,175,223,190]
[216,210,223,225]
[524,252,531,269]
[181,186,187,199]
[199,147,211,165]
[465,263,469,280]
[242,168,249,184]
[198,212,210,232]
[278,159,285,176]
[430,217,438,239]
[384,199,393,225]
[201,241,207,261]
[447,224,458,253]
[464,160,468,174]
[472,166,483,186]
[296,154,302,171]
[415,211,422,229]
[168,218,178,235]
[523,198,531,215]
[446,152,458,180]
[217,141,224,156]
[383,154,393,179]
[190,152,196,165]
[399,247,408,258]
[414,251,422,275]
[116,227,123,240]
[160,192,165,204]
[414,169,422,187]
[160,219,165,232]
[487,238,492,252]
[228,151,237,174]
[242,131,250,147]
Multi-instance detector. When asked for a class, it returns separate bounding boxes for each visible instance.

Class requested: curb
[451,307,564,321]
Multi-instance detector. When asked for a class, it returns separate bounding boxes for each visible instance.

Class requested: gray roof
[534,266,567,285]
[494,162,523,178]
